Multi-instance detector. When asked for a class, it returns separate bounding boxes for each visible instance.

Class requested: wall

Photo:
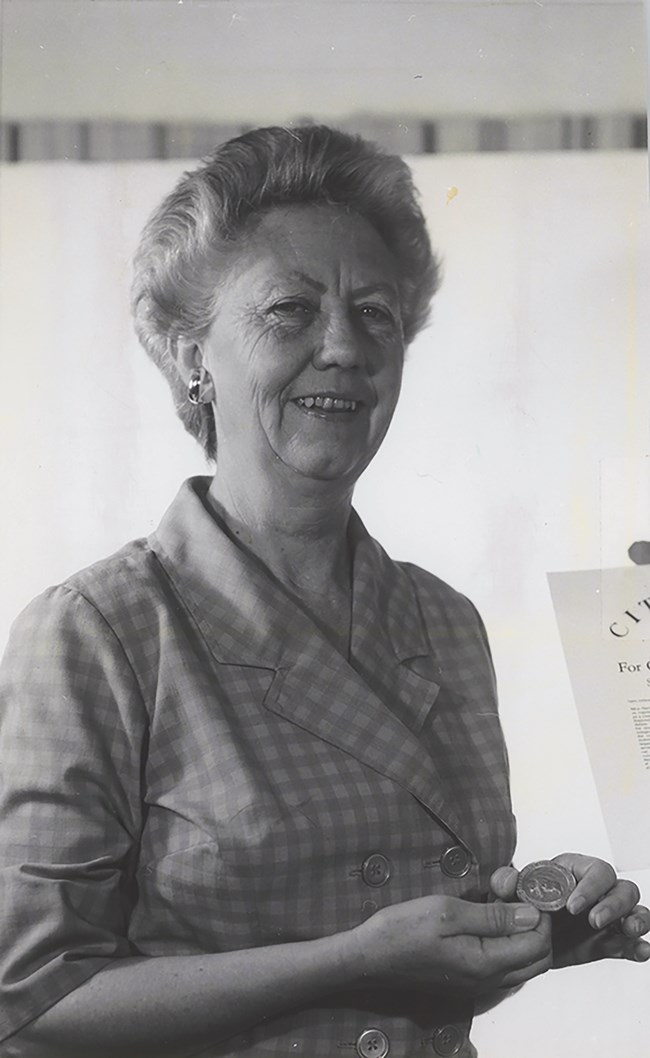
[1,148,648,1055]
[2,0,646,122]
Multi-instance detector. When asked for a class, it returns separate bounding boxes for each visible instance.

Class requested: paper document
[548,565,650,871]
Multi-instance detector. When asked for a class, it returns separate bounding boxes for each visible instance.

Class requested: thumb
[440,899,541,938]
[490,865,520,901]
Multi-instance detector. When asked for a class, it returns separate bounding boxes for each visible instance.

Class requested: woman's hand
[349,893,553,995]
[490,853,650,968]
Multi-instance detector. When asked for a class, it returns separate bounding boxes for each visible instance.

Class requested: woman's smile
[293,395,360,413]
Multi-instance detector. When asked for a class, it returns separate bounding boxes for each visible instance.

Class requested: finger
[439,899,541,939]
[603,931,650,963]
[617,905,650,939]
[582,930,650,962]
[479,914,553,980]
[586,882,642,930]
[498,949,553,988]
[466,928,552,981]
[630,939,650,962]
[552,908,650,967]
[552,854,617,915]
[490,866,519,901]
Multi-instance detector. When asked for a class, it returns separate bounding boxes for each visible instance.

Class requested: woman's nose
[312,310,365,370]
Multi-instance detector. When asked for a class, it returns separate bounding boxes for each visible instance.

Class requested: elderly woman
[0,125,648,1058]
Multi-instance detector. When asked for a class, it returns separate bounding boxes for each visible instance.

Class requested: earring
[187,367,213,405]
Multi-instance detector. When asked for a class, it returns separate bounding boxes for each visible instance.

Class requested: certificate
[548,565,650,871]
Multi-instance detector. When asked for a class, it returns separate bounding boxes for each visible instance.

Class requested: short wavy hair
[131,124,440,460]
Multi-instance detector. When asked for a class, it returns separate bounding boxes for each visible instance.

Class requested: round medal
[516,860,576,912]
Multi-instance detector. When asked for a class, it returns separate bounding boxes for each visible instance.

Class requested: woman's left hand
[491,853,650,968]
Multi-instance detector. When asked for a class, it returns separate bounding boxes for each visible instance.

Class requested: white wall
[2,0,646,122]
[1,150,649,1055]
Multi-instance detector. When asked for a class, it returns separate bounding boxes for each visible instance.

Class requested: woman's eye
[270,300,313,319]
[359,304,393,324]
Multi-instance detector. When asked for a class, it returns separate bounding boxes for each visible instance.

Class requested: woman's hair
[131,124,440,460]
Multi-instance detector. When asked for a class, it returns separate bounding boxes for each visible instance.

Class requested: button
[356,1028,390,1058]
[440,845,471,878]
[432,1024,463,1056]
[361,853,391,887]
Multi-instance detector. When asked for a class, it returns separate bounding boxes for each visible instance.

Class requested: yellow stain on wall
[446,185,459,205]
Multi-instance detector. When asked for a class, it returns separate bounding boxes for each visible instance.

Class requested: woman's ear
[172,337,203,385]
[172,339,216,404]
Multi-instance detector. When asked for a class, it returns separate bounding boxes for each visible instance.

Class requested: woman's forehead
[220,203,399,292]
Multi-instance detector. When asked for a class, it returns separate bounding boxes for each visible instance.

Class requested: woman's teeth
[296,396,358,411]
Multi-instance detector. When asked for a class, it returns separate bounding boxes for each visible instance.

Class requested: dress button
[440,845,471,878]
[356,1027,390,1058]
[432,1024,463,1056]
[361,853,391,887]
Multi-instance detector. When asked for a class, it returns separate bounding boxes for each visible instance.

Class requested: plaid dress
[0,477,516,1056]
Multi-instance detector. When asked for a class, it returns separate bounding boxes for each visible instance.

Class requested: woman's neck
[206,467,354,596]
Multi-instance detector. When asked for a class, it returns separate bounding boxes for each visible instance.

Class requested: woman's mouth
[294,396,359,412]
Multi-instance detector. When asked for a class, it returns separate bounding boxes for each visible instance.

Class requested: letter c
[610,623,629,638]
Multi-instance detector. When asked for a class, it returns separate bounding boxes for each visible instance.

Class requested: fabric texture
[0,477,516,1055]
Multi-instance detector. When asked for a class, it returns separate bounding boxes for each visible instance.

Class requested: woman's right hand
[349,894,552,995]
[2,898,550,1058]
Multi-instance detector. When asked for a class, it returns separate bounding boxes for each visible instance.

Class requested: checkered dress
[0,478,516,1056]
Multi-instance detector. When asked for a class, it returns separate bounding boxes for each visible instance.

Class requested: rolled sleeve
[0,586,147,1041]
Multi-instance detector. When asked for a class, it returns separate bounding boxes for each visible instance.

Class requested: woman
[0,125,648,1058]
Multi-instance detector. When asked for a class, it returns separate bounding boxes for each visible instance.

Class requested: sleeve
[0,585,148,1042]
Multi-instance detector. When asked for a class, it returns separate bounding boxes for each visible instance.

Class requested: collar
[150,476,431,670]
[149,477,468,841]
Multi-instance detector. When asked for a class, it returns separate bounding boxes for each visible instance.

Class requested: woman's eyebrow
[353,282,400,301]
[285,275,399,299]
[262,274,399,302]
[281,271,327,293]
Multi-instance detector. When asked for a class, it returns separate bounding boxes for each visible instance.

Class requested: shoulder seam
[51,584,149,720]
[399,559,473,608]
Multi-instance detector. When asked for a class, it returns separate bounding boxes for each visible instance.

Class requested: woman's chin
[279,447,371,486]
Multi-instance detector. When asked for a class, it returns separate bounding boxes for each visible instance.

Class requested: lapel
[151,478,466,839]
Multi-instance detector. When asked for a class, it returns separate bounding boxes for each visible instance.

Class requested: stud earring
[187,367,213,405]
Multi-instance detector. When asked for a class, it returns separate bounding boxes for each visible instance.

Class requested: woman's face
[200,204,405,486]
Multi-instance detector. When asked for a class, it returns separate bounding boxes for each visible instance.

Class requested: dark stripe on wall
[422,120,437,154]
[632,116,648,150]
[6,124,20,163]
[0,114,647,163]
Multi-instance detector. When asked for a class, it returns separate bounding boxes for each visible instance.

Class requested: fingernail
[592,911,606,930]
[568,896,586,915]
[514,905,540,928]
